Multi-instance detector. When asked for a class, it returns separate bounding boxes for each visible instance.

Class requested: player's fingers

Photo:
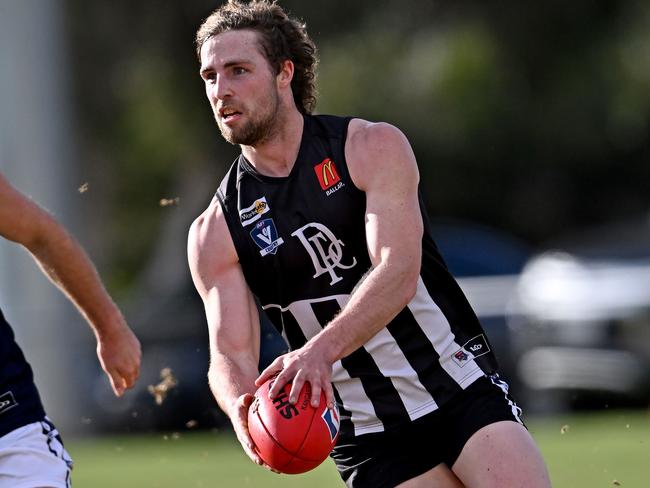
[268,369,291,399]
[129,360,141,383]
[244,443,258,461]
[242,392,255,407]
[243,439,263,465]
[122,371,138,389]
[309,381,322,408]
[324,382,336,410]
[263,463,281,474]
[256,357,282,387]
[107,371,125,397]
[126,358,141,382]
[267,363,295,399]
[288,373,306,404]
[238,429,263,465]
[112,362,140,390]
[235,398,264,466]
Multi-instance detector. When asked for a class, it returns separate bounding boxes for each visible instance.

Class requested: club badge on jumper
[239,196,270,226]
[0,391,18,415]
[291,222,357,285]
[314,158,344,196]
[250,218,284,256]
[451,334,491,367]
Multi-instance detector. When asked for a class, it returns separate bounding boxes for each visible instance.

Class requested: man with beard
[188,1,551,487]
[0,172,141,487]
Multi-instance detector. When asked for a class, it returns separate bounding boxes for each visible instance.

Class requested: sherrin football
[248,377,340,474]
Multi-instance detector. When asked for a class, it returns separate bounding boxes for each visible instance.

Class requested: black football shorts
[330,374,524,488]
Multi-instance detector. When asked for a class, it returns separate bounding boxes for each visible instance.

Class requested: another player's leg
[452,420,551,488]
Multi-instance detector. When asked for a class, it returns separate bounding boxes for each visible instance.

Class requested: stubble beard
[217,89,280,147]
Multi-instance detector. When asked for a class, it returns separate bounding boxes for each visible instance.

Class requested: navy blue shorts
[330,374,524,488]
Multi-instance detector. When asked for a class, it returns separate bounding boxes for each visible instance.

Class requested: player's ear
[277,59,294,89]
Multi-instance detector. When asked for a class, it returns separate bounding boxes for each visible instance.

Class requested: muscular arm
[188,197,264,465]
[259,120,423,408]
[322,120,423,356]
[0,172,141,396]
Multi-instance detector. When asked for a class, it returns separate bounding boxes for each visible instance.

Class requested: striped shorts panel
[0,417,73,488]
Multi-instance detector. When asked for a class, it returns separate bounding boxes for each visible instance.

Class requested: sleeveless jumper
[216,114,498,441]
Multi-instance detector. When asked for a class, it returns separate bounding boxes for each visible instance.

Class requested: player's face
[200,29,280,146]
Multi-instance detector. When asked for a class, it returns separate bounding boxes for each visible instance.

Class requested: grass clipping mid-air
[148,368,178,405]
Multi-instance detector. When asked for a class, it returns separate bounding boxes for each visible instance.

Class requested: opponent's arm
[188,197,264,466]
[259,120,423,408]
[0,172,141,396]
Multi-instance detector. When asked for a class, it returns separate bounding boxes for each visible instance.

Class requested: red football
[247,377,340,474]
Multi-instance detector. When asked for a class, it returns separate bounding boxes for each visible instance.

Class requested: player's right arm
[0,172,141,397]
[187,196,264,466]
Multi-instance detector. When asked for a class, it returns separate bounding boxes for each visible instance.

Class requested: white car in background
[507,222,650,412]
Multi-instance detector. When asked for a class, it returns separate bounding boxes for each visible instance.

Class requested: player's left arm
[259,120,423,407]
[0,172,141,396]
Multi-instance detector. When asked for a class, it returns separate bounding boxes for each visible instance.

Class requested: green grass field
[67,410,649,487]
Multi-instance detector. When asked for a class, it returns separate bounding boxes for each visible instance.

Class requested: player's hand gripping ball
[248,377,340,474]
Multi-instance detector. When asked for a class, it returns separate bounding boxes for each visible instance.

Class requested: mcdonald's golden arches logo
[314,158,341,190]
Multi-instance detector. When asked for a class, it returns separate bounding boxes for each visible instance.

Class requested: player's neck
[241,108,304,178]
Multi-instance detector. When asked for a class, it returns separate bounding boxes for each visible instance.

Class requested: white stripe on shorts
[488,374,524,424]
[0,417,73,488]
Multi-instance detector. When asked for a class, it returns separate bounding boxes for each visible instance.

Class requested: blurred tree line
[64,0,649,294]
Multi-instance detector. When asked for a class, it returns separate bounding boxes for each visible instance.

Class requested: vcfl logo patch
[250,218,284,256]
[314,158,341,191]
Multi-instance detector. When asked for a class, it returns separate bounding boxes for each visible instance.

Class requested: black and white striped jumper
[215,114,499,443]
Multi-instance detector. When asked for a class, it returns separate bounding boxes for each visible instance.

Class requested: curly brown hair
[196,0,318,114]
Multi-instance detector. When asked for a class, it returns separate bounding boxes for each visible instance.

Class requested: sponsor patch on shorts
[0,391,18,415]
